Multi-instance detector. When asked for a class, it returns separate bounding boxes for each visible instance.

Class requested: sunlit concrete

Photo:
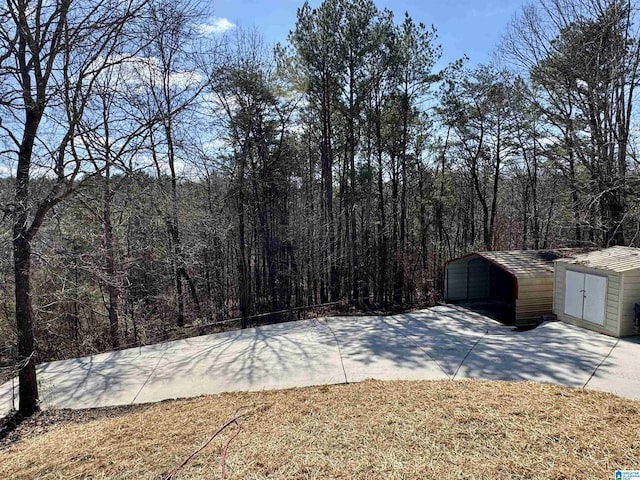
[2,305,638,417]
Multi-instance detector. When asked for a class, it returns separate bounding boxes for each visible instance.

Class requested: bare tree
[0,0,152,416]
[502,0,640,246]
[130,0,208,327]
[75,58,156,349]
[205,28,299,319]
[443,67,516,251]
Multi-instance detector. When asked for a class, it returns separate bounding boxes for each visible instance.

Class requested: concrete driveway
[2,305,639,417]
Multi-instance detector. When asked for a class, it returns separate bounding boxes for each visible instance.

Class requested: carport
[445,250,578,325]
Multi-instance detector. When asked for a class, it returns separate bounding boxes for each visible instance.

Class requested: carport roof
[555,246,640,273]
[451,249,590,278]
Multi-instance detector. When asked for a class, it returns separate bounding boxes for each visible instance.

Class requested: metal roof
[554,246,640,273]
[449,248,590,278]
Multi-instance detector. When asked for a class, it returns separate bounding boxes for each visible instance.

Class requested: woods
[1,0,640,416]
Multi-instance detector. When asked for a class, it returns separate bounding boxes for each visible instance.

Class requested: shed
[445,250,578,325]
[553,246,640,337]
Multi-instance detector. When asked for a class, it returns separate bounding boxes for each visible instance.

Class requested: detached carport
[445,250,577,325]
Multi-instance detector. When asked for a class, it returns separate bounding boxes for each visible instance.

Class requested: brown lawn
[1,379,639,479]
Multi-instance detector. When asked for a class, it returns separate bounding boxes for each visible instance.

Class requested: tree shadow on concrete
[0,306,621,416]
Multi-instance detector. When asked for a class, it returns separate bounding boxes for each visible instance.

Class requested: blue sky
[208,0,528,67]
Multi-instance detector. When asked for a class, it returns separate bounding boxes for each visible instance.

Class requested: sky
[207,0,529,67]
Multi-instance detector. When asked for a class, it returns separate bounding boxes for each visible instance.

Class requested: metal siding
[515,276,554,320]
[552,263,558,314]
[599,271,618,335]
[618,272,624,338]
[619,268,640,337]
[445,259,469,301]
[467,259,490,300]
[553,263,566,317]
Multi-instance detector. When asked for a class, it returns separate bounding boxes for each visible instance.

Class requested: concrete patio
[2,304,639,417]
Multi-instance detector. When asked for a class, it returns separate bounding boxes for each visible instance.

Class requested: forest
[1,0,639,415]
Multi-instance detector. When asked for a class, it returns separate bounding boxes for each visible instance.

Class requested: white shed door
[582,274,607,325]
[563,270,607,325]
[564,270,586,319]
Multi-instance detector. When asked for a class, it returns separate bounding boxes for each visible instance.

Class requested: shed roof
[451,249,589,278]
[554,246,640,273]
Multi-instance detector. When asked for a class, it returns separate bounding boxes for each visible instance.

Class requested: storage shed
[445,250,577,325]
[553,246,640,337]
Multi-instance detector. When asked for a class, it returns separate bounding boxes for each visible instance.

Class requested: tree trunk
[400,92,409,302]
[165,121,186,327]
[489,146,501,250]
[391,157,402,304]
[14,107,41,416]
[104,171,120,349]
[348,72,359,303]
[237,147,251,324]
[376,110,387,305]
[567,148,582,246]
[14,233,39,416]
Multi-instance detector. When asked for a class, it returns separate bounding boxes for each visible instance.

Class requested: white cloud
[198,18,235,36]
[91,55,203,93]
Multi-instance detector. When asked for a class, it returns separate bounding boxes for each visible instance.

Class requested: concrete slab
[21,344,169,411]
[381,306,510,377]
[133,319,345,404]
[323,316,448,383]
[2,305,639,418]
[455,321,617,388]
[586,336,640,400]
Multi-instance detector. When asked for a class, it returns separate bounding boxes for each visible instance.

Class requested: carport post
[446,266,449,301]
[466,261,470,301]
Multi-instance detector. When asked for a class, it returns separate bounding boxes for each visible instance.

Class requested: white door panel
[564,270,585,319]
[583,273,607,326]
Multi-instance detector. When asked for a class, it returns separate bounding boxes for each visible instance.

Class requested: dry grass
[1,379,639,479]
